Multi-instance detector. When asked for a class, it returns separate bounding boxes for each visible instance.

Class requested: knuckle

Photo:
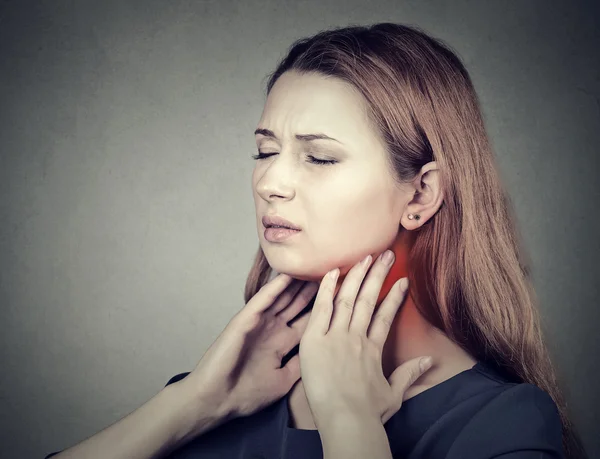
[326,281,336,293]
[412,366,422,382]
[300,288,316,303]
[336,297,354,311]
[355,296,376,312]
[233,313,257,333]
[350,338,364,353]
[378,313,394,328]
[259,290,277,305]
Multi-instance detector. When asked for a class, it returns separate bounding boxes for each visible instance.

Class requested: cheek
[309,186,397,258]
[316,184,391,232]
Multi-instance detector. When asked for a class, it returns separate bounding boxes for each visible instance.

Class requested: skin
[251,70,477,425]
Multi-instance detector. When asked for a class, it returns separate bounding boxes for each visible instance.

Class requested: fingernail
[400,278,409,291]
[361,254,372,267]
[382,250,394,265]
[420,356,433,372]
[329,268,339,280]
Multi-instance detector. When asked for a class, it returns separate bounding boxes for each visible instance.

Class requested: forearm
[320,415,393,459]
[50,378,231,459]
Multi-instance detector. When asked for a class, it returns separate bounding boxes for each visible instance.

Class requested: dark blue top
[45,360,564,458]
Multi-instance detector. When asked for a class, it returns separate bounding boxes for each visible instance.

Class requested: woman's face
[252,71,410,282]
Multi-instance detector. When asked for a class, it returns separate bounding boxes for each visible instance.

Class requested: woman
[45,22,587,459]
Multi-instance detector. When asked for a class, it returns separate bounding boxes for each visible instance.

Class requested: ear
[402,161,444,229]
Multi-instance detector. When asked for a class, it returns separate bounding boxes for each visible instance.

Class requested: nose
[254,154,297,202]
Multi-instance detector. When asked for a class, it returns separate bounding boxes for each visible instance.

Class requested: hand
[184,274,318,420]
[299,251,434,427]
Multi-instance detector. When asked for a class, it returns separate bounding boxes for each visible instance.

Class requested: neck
[331,230,474,380]
[331,229,409,306]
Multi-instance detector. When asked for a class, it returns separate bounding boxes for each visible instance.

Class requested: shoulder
[446,383,564,458]
[164,372,191,387]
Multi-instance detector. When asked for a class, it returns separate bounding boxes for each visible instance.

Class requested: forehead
[257,71,374,144]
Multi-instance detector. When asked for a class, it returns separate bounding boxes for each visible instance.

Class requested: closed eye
[251,152,336,166]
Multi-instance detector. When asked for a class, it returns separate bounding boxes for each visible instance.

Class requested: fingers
[329,254,373,332]
[247,273,295,314]
[347,251,396,334]
[367,278,408,349]
[289,310,311,336]
[275,281,319,321]
[390,356,434,403]
[306,269,339,336]
[269,278,306,315]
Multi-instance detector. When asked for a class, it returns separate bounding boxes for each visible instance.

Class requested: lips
[262,215,301,231]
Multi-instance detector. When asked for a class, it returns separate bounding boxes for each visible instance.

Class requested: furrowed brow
[254,128,342,144]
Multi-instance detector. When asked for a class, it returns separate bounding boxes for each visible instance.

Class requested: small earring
[408,213,421,221]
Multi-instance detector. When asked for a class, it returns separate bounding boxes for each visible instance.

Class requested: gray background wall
[0,1,598,457]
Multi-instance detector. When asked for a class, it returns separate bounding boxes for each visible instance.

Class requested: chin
[283,271,327,283]
[287,274,313,282]
[267,265,319,283]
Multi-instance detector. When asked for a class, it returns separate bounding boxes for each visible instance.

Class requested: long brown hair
[244,23,587,459]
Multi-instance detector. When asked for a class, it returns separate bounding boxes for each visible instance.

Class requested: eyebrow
[254,128,343,144]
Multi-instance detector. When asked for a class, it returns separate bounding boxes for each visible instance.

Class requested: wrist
[319,415,389,459]
[166,378,233,444]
